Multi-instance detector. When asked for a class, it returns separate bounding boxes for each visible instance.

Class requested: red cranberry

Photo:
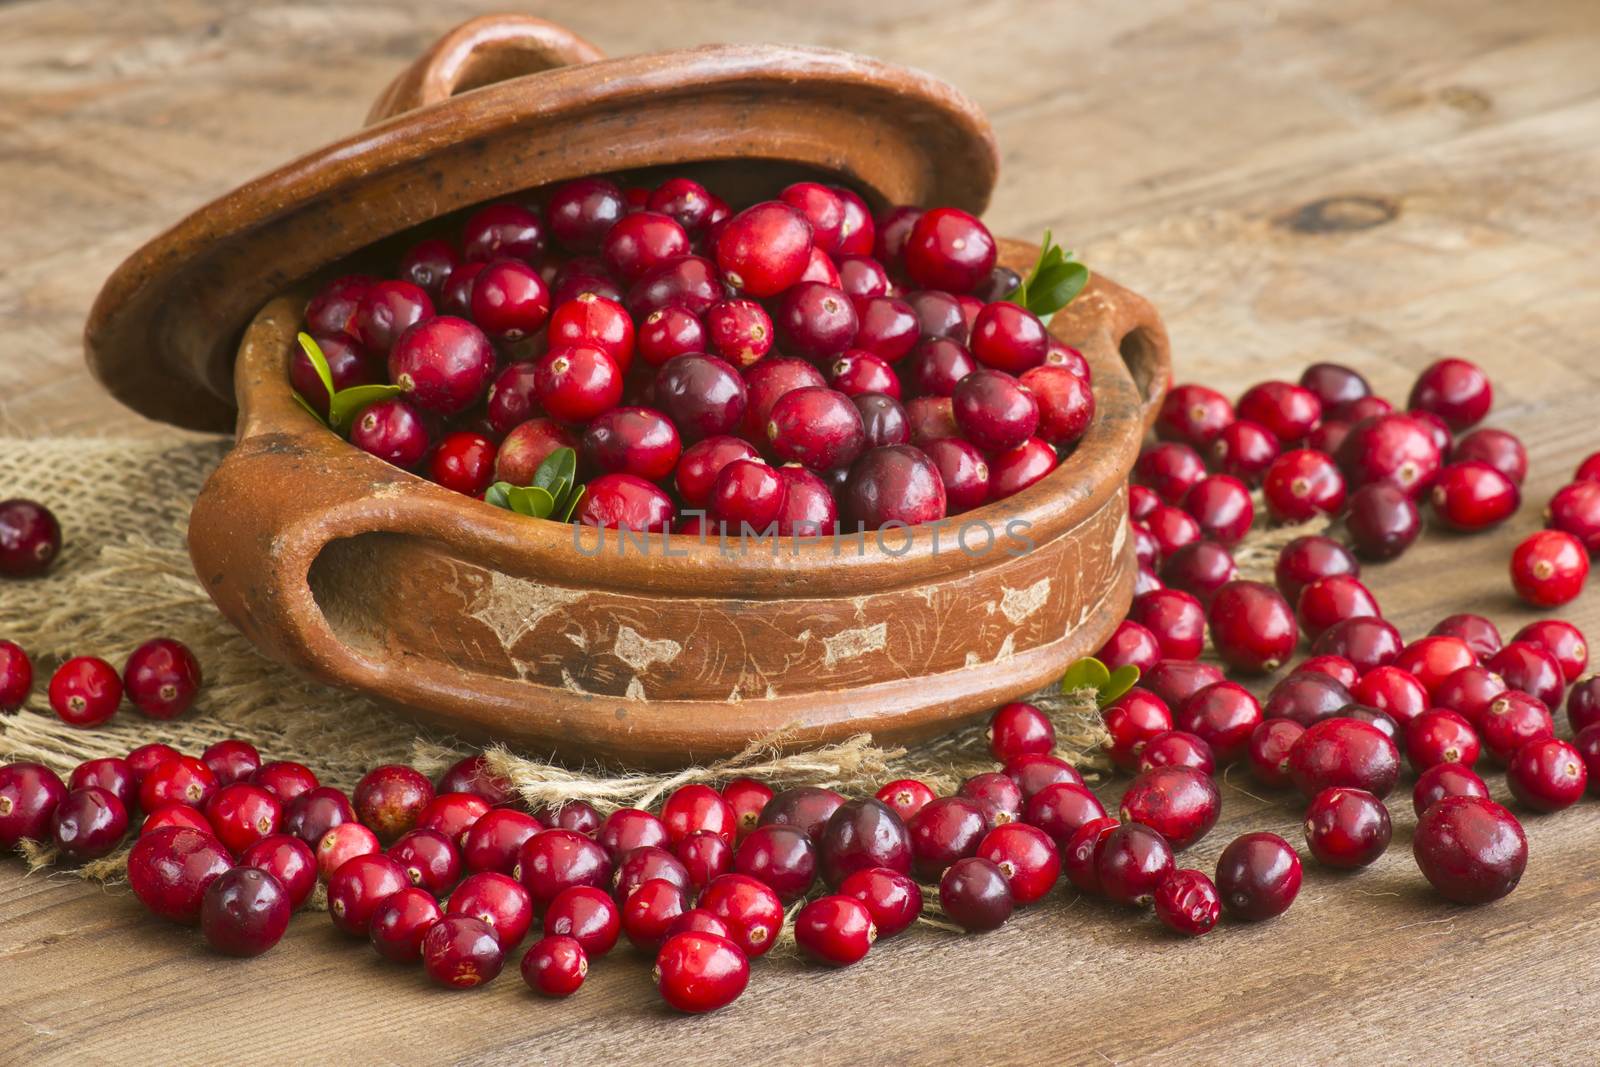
[1350,666,1428,727]
[462,201,544,263]
[831,350,900,399]
[677,830,732,890]
[284,785,354,846]
[1297,575,1381,641]
[1098,688,1171,770]
[1022,782,1106,848]
[1132,522,1161,569]
[1095,823,1176,906]
[1294,655,1360,689]
[441,260,488,315]
[576,473,673,531]
[852,296,919,361]
[654,354,747,442]
[127,826,233,923]
[1044,338,1091,378]
[354,280,434,356]
[1153,869,1221,936]
[1506,738,1587,812]
[68,757,135,812]
[1004,753,1086,798]
[1409,408,1455,460]
[317,823,380,881]
[1413,795,1526,903]
[839,866,921,938]
[534,344,622,424]
[1060,817,1120,892]
[388,827,462,895]
[50,786,128,861]
[1576,724,1600,793]
[516,934,586,997]
[230,835,314,912]
[1181,475,1255,546]
[1344,705,1402,747]
[366,886,444,963]
[1412,762,1490,817]
[1215,832,1301,920]
[957,772,1024,829]
[934,856,1012,930]
[1302,786,1390,869]
[466,257,552,345]
[546,294,634,371]
[756,786,845,845]
[1514,620,1588,684]
[989,437,1058,499]
[353,765,434,843]
[119,637,201,721]
[1021,364,1095,446]
[707,459,782,531]
[491,417,574,484]
[1209,419,1280,485]
[948,369,1036,453]
[776,282,858,360]
[1569,677,1600,734]
[1238,381,1322,443]
[1309,417,1353,455]
[1344,483,1420,560]
[792,895,876,966]
[902,208,996,292]
[0,498,62,578]
[1274,535,1360,605]
[1207,580,1297,674]
[612,845,691,901]
[841,444,946,529]
[1333,395,1394,423]
[140,755,217,811]
[196,867,290,958]
[901,796,985,880]
[657,784,735,847]
[1314,616,1403,673]
[1139,730,1216,774]
[1136,442,1207,505]
[545,177,625,251]
[426,431,496,496]
[0,640,32,712]
[1159,541,1238,607]
[350,397,430,468]
[1158,383,1235,445]
[903,338,976,397]
[972,822,1057,904]
[448,870,533,948]
[304,274,375,338]
[421,914,504,988]
[1288,717,1400,798]
[204,783,281,855]
[1140,660,1225,712]
[1486,642,1566,710]
[1118,766,1220,851]
[966,302,1045,373]
[1337,414,1443,497]
[1510,530,1589,606]
[461,808,543,874]
[714,201,812,296]
[141,804,213,838]
[543,884,621,957]
[1299,362,1370,408]
[249,760,318,805]
[654,931,749,1013]
[817,797,912,888]
[699,873,783,957]
[1480,691,1555,764]
[1097,619,1162,673]
[830,186,874,255]
[48,656,122,727]
[593,808,666,861]
[1408,357,1491,430]
[517,828,612,910]
[715,778,773,842]
[577,407,679,482]
[765,387,865,472]
[1431,462,1518,530]
[1453,427,1526,484]
[1178,681,1262,764]
[1127,588,1206,660]
[988,701,1054,762]
[1434,665,1508,728]
[875,205,923,265]
[873,779,936,825]
[600,210,688,283]
[1262,449,1346,522]
[1247,719,1306,788]
[838,255,890,300]
[415,794,490,845]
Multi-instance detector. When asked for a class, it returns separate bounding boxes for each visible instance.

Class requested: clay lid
[84,15,998,432]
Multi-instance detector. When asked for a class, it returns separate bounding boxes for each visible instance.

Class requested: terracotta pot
[91,16,1172,767]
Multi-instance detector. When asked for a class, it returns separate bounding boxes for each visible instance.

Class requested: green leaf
[532,448,578,496]
[327,383,403,433]
[1003,231,1090,324]
[507,485,557,519]
[558,484,586,522]
[296,333,335,406]
[1101,664,1141,707]
[1060,656,1111,696]
[484,482,514,510]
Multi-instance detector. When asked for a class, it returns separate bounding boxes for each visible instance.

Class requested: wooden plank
[4,1,1600,1063]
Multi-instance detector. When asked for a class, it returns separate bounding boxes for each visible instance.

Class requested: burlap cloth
[12,435,1325,884]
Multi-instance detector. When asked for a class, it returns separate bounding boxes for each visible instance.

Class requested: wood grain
[5,1,1600,1064]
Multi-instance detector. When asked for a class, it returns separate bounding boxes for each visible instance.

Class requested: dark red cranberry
[902,290,965,342]
[1209,419,1280,486]
[467,258,552,343]
[1568,677,1600,734]
[592,808,667,861]
[1021,364,1095,446]
[233,834,315,911]
[1302,786,1390,869]
[777,282,858,360]
[1288,717,1401,798]
[612,845,691,902]
[434,754,513,806]
[1177,681,1262,764]
[1022,782,1107,849]
[652,354,747,442]
[47,656,122,727]
[817,798,912,888]
[1132,522,1161,569]
[1299,362,1370,409]
[1182,475,1255,545]
[1413,795,1525,903]
[1003,753,1085,799]
[1345,483,1421,560]
[851,393,910,451]
[1238,381,1322,443]
[421,914,504,988]
[1247,719,1306,788]
[829,186,874,256]
[1127,588,1207,660]
[1402,708,1481,773]
[1095,823,1176,906]
[698,873,783,957]
[68,757,135,812]
[714,201,812,296]
[1307,419,1353,455]
[1409,357,1491,429]
[441,261,488,315]
[654,931,749,1013]
[197,867,290,958]
[1336,414,1442,497]
[1261,449,1346,522]
[1426,615,1502,662]
[1434,666,1509,729]
[852,296,920,362]
[1263,672,1352,727]
[1480,691,1555,764]
[831,350,900,399]
[957,772,1025,828]
[127,826,232,924]
[1332,395,1393,423]
[839,866,922,937]
[517,828,612,911]
[1152,869,1220,936]
[673,437,760,513]
[935,856,1012,930]
[838,255,891,300]
[1412,762,1490,816]
[1313,616,1403,673]
[1575,724,1600,794]
[1207,580,1297,674]
[741,358,826,441]
[353,765,434,843]
[903,208,996,292]
[1118,766,1220,851]
[1295,655,1360,689]
[1343,705,1402,747]
[387,827,462,895]
[1058,817,1118,893]
[546,176,625,251]
[1506,738,1586,812]
[462,201,544,263]
[1140,661,1225,712]
[989,437,1058,499]
[1453,427,1527,484]
[766,387,865,471]
[903,338,976,397]
[1486,642,1566,710]
[367,886,445,963]
[1135,442,1207,505]
[949,369,1036,452]
[1215,832,1301,920]
[676,830,732,890]
[874,204,922,265]
[290,333,377,417]
[601,211,689,283]
[50,786,128,861]
[1510,529,1589,607]
[283,785,353,847]
[1157,383,1235,445]
[0,640,32,712]
[900,795,985,881]
[1139,730,1216,774]
[304,274,375,338]
[1431,462,1517,530]
[354,280,434,356]
[1275,535,1360,604]
[518,934,587,997]
[1159,541,1238,607]
[969,302,1047,373]
[350,397,430,468]
[249,760,318,805]
[140,755,217,811]
[1097,620,1162,673]
[448,870,533,948]
[461,808,543,875]
[745,787,840,848]
[841,444,946,529]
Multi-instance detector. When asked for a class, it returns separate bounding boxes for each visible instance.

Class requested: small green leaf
[1060,656,1111,696]
[532,448,577,495]
[558,485,586,522]
[507,485,557,519]
[485,482,514,510]
[1003,231,1090,323]
[1101,664,1141,707]
[297,332,335,405]
[327,383,404,433]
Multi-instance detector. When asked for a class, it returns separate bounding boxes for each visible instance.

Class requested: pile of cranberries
[1140,357,1585,607]
[293,176,1095,534]
[0,635,201,727]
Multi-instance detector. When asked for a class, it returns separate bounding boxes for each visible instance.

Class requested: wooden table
[5,1,1600,1062]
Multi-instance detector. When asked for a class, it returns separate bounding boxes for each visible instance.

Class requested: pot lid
[84,14,998,432]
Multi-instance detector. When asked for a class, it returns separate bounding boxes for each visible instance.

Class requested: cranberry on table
[1413,795,1526,904]
[1210,419,1280,485]
[48,656,122,728]
[1345,483,1421,560]
[1158,383,1235,446]
[1506,738,1587,812]
[958,771,1024,828]
[461,807,542,874]
[1153,869,1222,937]
[840,866,923,938]
[1207,580,1298,674]
[1119,766,1221,851]
[249,760,318,805]
[720,777,775,840]
[127,826,233,924]
[422,914,505,989]
[1409,357,1492,430]
[1292,655,1360,690]
[1434,665,1509,727]
[698,873,784,958]
[1430,462,1518,530]
[1332,395,1393,423]
[353,764,434,842]
[200,867,290,958]
[1136,441,1208,505]
[1510,530,1589,606]
[671,828,733,889]
[1247,719,1306,788]
[350,397,430,468]
[1412,762,1490,817]
[976,822,1060,903]
[1569,677,1600,734]
[1299,361,1371,409]
[118,637,202,721]
[1127,588,1207,661]
[1302,787,1391,869]
[1296,575,1381,641]
[1143,503,1201,561]
[284,784,354,846]
[613,845,691,901]
[1275,535,1360,604]
[241,834,318,910]
[1393,635,1477,697]
[449,871,534,948]
[1350,665,1428,727]
[140,755,218,811]
[1095,823,1176,907]
[1183,475,1255,545]
[1479,691,1555,764]
[1061,817,1121,893]
[1261,449,1346,522]
[817,797,912,887]
[794,895,877,966]
[654,931,750,1013]
[369,886,446,963]
[875,778,937,823]
[732,823,817,904]
[1336,413,1443,497]
[521,935,589,997]
[1513,619,1588,683]
[204,783,282,855]
[68,757,136,812]
[142,804,213,837]
[1405,709,1482,771]
[1159,541,1239,607]
[0,640,33,711]
[517,828,613,909]
[1453,427,1527,484]
[1557,481,1600,547]
[1022,782,1107,847]
[1431,613,1504,661]
[327,853,410,937]
[1287,717,1401,798]
[1237,381,1322,444]
[938,856,1015,931]
[316,823,377,879]
[906,796,989,880]
[1486,642,1566,710]
[1139,660,1224,714]
[1576,725,1600,794]
[831,350,900,399]
[1177,681,1262,764]
[0,499,62,578]
[989,701,1054,761]
[1097,619,1162,673]
[1215,832,1302,921]
[50,787,128,862]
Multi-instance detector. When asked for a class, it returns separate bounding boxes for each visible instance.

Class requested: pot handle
[1105,284,1172,434]
[365,14,607,124]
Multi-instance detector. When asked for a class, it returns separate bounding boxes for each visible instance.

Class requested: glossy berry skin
[989,701,1054,761]
[1413,795,1526,904]
[1152,869,1221,937]
[1430,613,1503,661]
[1299,362,1371,409]
[1215,832,1302,922]
[1351,666,1428,727]
[1297,576,1381,641]
[239,834,317,910]
[818,798,912,887]
[1569,677,1600,735]
[1059,817,1119,893]
[1143,504,1201,561]
[1487,642,1566,711]
[546,176,625,251]
[654,931,750,1013]
[1247,719,1306,788]
[122,638,202,720]
[425,432,496,497]
[350,398,430,468]
[1183,475,1255,546]
[327,853,410,937]
[1275,535,1360,605]
[1412,762,1490,817]
[517,829,612,910]
[1237,381,1322,444]
[1020,365,1094,446]
[1022,783,1107,848]
[1095,823,1176,907]
[1138,662,1224,717]
[874,779,937,826]
[483,361,539,440]
[1513,620,1588,684]
[1301,787,1390,869]
[1406,709,1482,772]
[674,821,739,883]
[757,786,846,844]
[768,387,866,471]
[577,473,675,532]
[204,783,282,855]
[1288,717,1401,799]
[50,786,128,861]
[249,760,318,805]
[389,316,497,416]
[199,867,290,958]
[141,804,212,838]
[719,777,775,841]
[839,866,922,938]
[368,886,445,963]
[975,822,1060,903]
[494,416,578,485]
[140,755,218,811]
[284,785,354,848]
[1431,462,1518,530]
[612,845,691,902]
[715,202,814,296]
[1127,589,1207,661]
[422,914,504,989]
[951,369,1038,452]
[1158,384,1234,446]
[1207,581,1298,674]
[535,344,623,424]
[660,784,736,847]
[1177,682,1262,764]
[1454,428,1527,484]
[906,796,989,881]
[958,772,1024,829]
[1293,656,1360,691]
[842,444,947,529]
[459,808,541,875]
[1335,414,1443,499]
[48,656,122,727]
[1159,541,1238,608]
[292,332,376,413]
[520,935,588,997]
[317,826,381,883]
[68,757,135,812]
[1209,419,1280,486]
[970,302,1048,373]
[1409,357,1492,430]
[354,280,434,356]
[1097,619,1162,673]
[1262,449,1346,522]
[543,885,621,957]
[1577,725,1600,794]
[698,873,784,958]
[1345,484,1421,560]
[1434,666,1508,727]
[461,201,544,264]
[353,765,434,843]
[0,640,32,712]
[0,499,62,577]
[1480,692,1555,764]
[1118,766,1220,851]
[989,438,1058,500]
[1136,442,1208,505]
[935,856,1012,931]
[655,354,748,443]
[127,826,234,924]
[794,895,877,966]
[1510,530,1589,607]
[1506,738,1587,812]
[448,871,533,948]
[903,208,996,292]
[1390,636,1476,699]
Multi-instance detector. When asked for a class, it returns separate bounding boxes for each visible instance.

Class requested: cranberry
[1139,730,1216,774]
[947,369,1035,453]
[983,703,1052,764]
[351,765,433,843]
[838,254,891,299]
[1288,717,1400,798]
[1407,356,1491,429]
[229,835,313,913]
[113,638,201,723]
[466,259,553,346]
[1060,817,1120,892]
[0,498,61,579]
[1296,575,1381,640]
[1046,339,1090,379]
[1409,408,1455,461]
[1313,617,1403,673]
[203,783,281,855]
[725,824,814,904]
[958,773,1022,829]
[1487,642,1566,710]
[1344,483,1420,560]
[0,640,32,712]
[532,344,621,424]
[194,867,291,961]
[1350,666,1428,726]
[1413,795,1526,904]
[1135,442,1207,505]
[874,204,922,265]
[447,871,533,948]
[492,417,576,484]
[1431,613,1504,661]
[317,823,380,880]
[1510,530,1589,606]
[1159,542,1239,609]
[1412,762,1490,817]
[841,444,946,529]
[1021,365,1095,446]
[68,757,135,812]
[1140,660,1225,712]
[512,934,587,997]
[1009,755,1088,801]
[928,857,1009,933]
[1569,677,1600,734]
[1514,620,1588,684]
[461,200,544,262]
[462,808,543,874]
[716,778,774,841]
[711,201,811,296]
[1096,620,1162,673]
[140,755,217,811]
[671,437,758,513]
[576,407,680,482]
[776,282,858,360]
[350,398,430,468]
[676,830,732,890]
[1020,777,1102,841]
[654,931,749,1013]
[424,431,495,496]
[1207,580,1297,674]
[1247,719,1306,787]
[833,352,901,401]
[852,296,919,362]
[1577,724,1600,793]
[540,885,621,958]
[1274,535,1359,606]
[967,823,1055,905]
[544,177,625,251]
[353,280,435,357]
[598,211,686,283]
[1152,869,1221,936]
[1262,449,1346,522]
[1337,414,1443,497]
[754,786,843,845]
[141,804,212,837]
[1178,475,1253,546]
[1506,738,1587,812]
[1450,427,1526,485]
[440,261,488,315]
[694,873,780,957]
[1158,384,1235,445]
[125,826,232,923]
[810,798,911,889]
[385,828,460,896]
[1294,656,1361,690]
[625,308,700,368]
[1301,786,1390,868]
[421,914,504,988]
[1178,681,1262,763]
[1207,419,1279,486]
[903,338,976,397]
[1095,688,1169,771]
[304,274,375,338]
[1295,362,1368,408]
[765,387,865,471]
[898,209,993,292]
[989,438,1058,500]
[368,886,445,963]
[517,829,613,909]
[895,795,986,880]
[1126,589,1206,661]
[968,302,1047,373]
[1480,691,1555,763]
[787,895,874,966]
[250,760,318,805]
[577,473,675,531]
[1430,462,1518,530]
[1132,521,1164,568]
[654,354,747,442]
[47,656,122,727]
[868,781,932,828]
[1344,705,1402,747]
[1237,381,1321,443]
[707,459,782,531]
[1095,823,1176,907]
[284,785,354,847]
[1434,666,1509,728]
[830,871,917,948]
[1118,766,1220,851]
[1215,832,1301,920]
[48,786,126,861]
[1332,395,1394,423]
[546,294,635,371]
[612,845,691,901]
